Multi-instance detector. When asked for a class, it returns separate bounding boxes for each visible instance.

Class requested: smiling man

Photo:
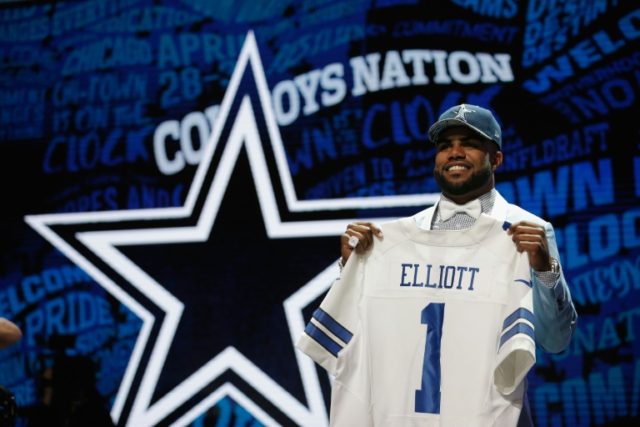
[327,103,578,426]
[342,103,576,350]
[432,107,502,206]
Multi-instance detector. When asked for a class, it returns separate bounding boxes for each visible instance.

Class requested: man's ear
[492,151,503,171]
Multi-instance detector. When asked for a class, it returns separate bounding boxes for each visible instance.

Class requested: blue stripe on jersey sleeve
[499,323,535,348]
[502,307,535,331]
[304,322,342,357]
[312,308,353,344]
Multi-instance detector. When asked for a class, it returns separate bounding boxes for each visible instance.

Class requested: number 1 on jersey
[415,303,444,414]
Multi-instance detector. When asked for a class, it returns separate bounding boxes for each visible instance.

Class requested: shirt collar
[439,189,496,215]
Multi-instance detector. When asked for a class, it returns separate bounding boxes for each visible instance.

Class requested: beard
[434,164,492,196]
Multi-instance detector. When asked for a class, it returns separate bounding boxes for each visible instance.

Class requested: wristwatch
[549,257,560,274]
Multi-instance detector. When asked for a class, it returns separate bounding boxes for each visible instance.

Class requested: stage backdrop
[1,1,639,426]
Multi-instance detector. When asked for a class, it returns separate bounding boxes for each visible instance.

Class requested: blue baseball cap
[428,104,502,149]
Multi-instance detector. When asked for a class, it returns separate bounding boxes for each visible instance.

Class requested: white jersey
[296,214,535,427]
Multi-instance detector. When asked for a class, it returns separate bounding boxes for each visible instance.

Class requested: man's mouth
[446,164,469,172]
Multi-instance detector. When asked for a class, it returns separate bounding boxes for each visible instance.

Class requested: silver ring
[348,235,359,249]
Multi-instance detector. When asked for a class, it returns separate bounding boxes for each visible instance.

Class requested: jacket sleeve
[531,222,578,353]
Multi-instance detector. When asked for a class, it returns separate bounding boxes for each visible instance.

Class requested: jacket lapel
[490,191,509,221]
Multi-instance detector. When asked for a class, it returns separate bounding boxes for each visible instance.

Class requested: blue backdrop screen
[0,1,638,426]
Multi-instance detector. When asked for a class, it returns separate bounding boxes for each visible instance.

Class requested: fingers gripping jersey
[296,215,535,427]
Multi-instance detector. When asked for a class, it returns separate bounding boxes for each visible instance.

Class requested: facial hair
[434,163,492,196]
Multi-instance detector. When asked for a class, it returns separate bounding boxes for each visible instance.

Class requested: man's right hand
[340,222,383,265]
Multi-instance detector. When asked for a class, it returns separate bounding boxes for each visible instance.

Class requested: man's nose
[448,144,465,158]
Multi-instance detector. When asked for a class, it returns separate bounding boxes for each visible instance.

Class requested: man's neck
[443,188,493,205]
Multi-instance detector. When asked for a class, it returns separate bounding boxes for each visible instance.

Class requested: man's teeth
[448,165,466,171]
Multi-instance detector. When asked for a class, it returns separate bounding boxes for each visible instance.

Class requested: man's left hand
[507,221,552,271]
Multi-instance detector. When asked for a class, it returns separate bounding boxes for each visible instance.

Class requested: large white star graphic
[25,30,439,426]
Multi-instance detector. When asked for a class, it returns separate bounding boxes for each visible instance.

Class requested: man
[0,318,21,425]
[0,317,21,350]
[340,103,576,353]
[336,103,577,425]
